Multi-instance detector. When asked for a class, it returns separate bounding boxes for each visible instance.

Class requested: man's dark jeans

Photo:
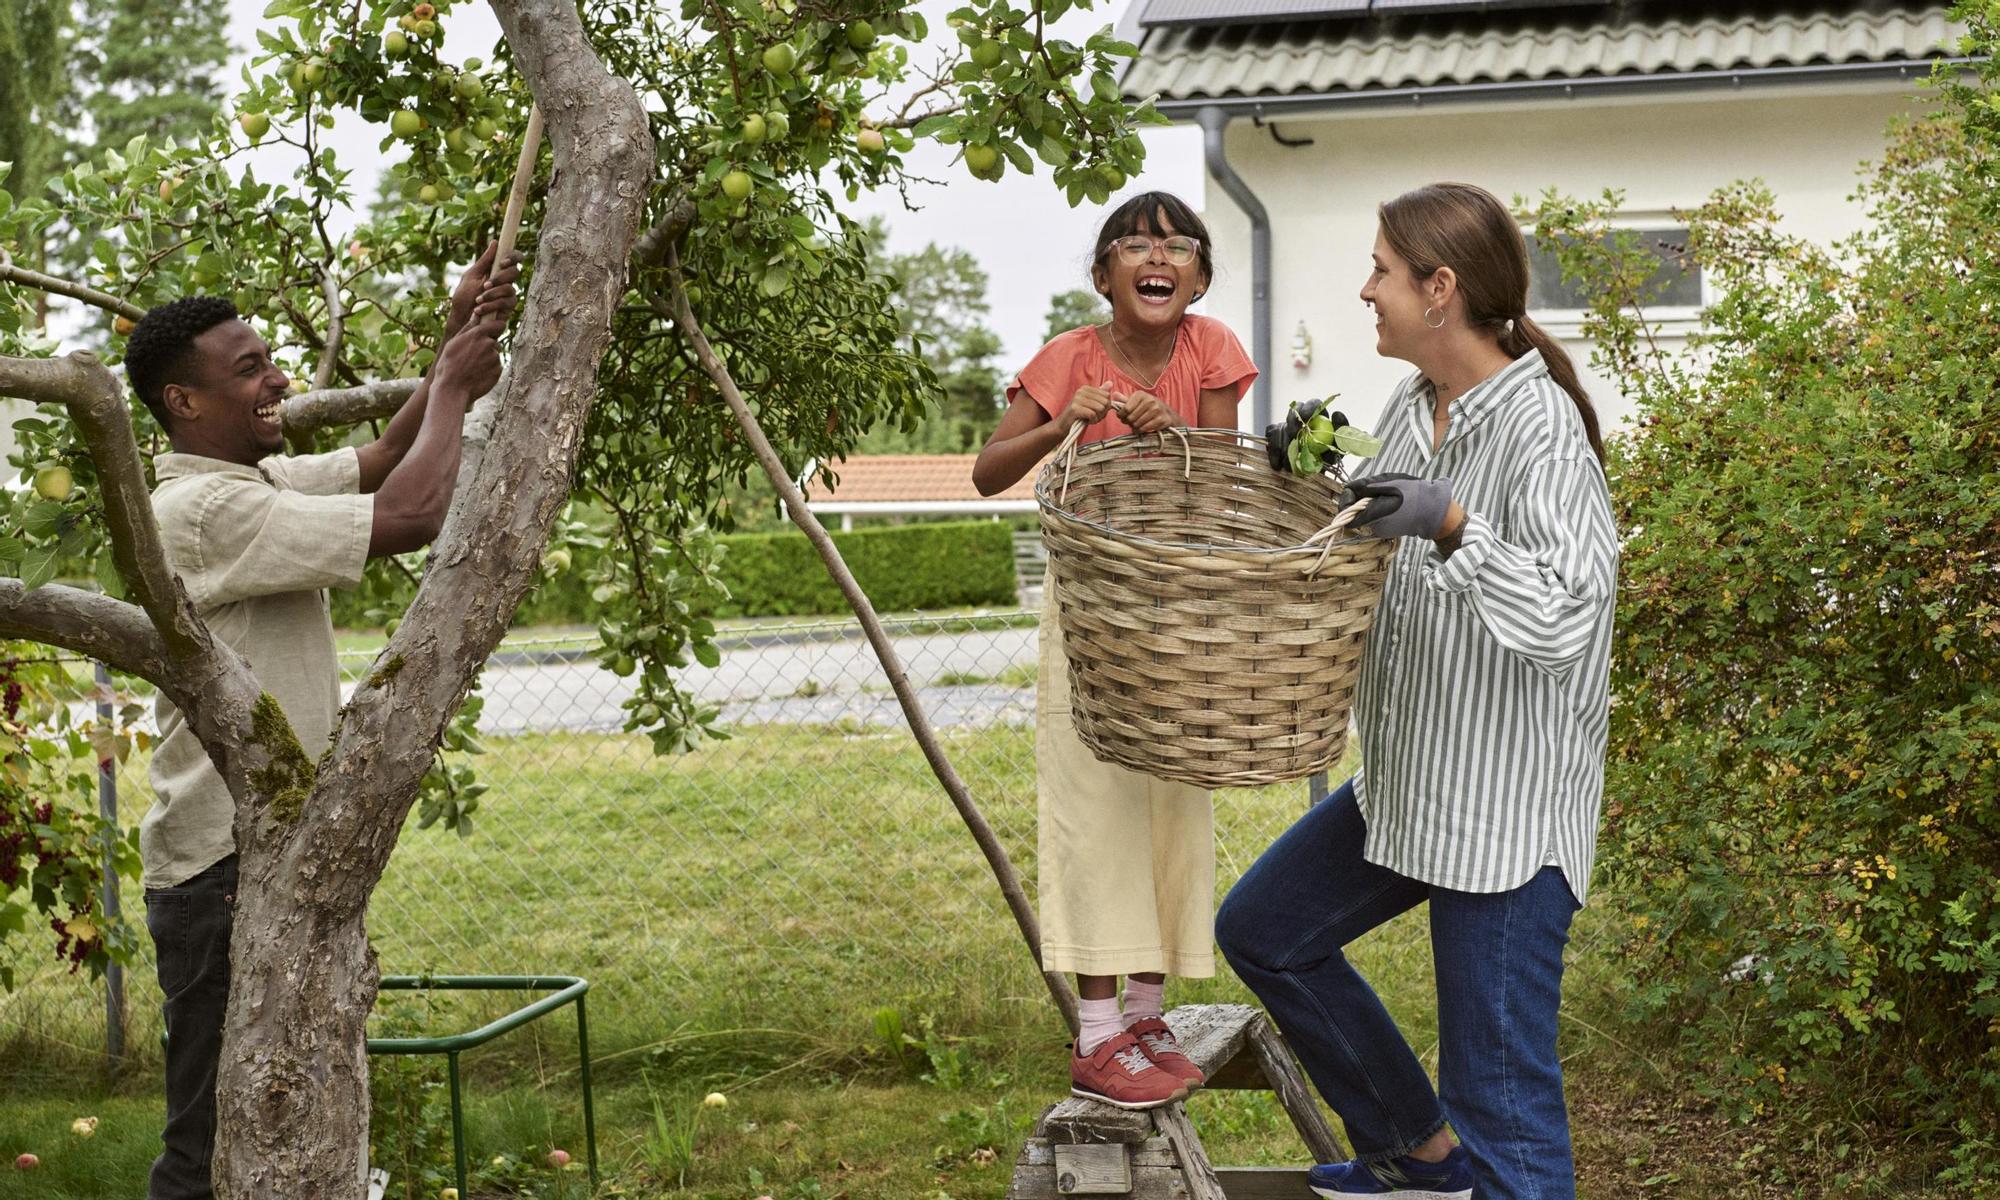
[144,853,236,1200]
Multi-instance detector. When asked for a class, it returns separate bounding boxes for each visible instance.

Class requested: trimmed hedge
[707,519,1017,618]
[337,519,1019,628]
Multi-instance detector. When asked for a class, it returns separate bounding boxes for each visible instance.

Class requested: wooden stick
[496,105,545,261]
[662,249,1083,1038]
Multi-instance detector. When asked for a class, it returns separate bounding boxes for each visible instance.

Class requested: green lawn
[0,727,1962,1197]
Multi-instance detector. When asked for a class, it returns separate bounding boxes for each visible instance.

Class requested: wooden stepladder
[1008,1004,1347,1199]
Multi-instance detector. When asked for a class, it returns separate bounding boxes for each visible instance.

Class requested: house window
[1525,225,1703,318]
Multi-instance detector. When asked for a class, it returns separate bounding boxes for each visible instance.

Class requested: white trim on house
[804,498,1038,531]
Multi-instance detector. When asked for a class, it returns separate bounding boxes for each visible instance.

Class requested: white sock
[1077,997,1124,1055]
[1121,979,1165,1025]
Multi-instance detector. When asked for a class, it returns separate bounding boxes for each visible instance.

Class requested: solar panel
[1137,0,1604,28]
[1139,0,1368,27]
[1370,0,1604,13]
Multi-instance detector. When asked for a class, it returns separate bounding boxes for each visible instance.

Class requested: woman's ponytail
[1501,314,1603,465]
[1381,183,1607,466]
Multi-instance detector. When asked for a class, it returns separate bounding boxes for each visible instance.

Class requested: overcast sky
[218,0,1207,369]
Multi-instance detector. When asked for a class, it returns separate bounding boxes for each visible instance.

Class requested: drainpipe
[1196,105,1273,433]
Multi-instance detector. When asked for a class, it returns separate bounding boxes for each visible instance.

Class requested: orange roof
[806,454,1038,504]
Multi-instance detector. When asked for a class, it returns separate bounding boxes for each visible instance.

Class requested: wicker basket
[1034,426,1396,789]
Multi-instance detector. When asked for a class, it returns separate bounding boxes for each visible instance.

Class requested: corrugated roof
[804,455,1036,505]
[1124,3,1964,103]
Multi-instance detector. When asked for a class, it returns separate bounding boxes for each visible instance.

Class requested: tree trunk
[207,1,655,1193]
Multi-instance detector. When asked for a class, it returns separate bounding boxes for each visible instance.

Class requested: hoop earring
[1423,306,1446,330]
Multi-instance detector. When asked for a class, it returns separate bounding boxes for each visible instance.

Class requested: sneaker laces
[1112,1045,1153,1075]
[1138,1031,1179,1058]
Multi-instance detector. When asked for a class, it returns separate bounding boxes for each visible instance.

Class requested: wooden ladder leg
[1152,1102,1228,1200]
[1247,1013,1349,1165]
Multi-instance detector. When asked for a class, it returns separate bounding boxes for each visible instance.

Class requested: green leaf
[1333,426,1383,457]
[19,546,58,591]
[912,114,956,138]
[1000,140,1033,175]
[22,500,64,539]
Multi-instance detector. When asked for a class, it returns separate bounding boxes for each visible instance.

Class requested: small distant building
[805,454,1046,602]
[803,454,1036,531]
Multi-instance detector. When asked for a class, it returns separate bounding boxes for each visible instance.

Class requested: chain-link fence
[4,605,1622,1080]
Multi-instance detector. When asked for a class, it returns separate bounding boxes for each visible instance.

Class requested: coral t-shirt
[1005,314,1258,446]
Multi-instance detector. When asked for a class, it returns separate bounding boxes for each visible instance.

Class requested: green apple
[964,143,998,174]
[384,29,409,56]
[1098,163,1126,190]
[238,111,270,140]
[473,116,500,141]
[763,110,789,140]
[302,57,327,85]
[32,463,72,501]
[845,20,875,49]
[454,73,485,99]
[856,127,885,154]
[446,125,470,152]
[972,38,1002,69]
[391,109,424,137]
[762,42,796,74]
[720,169,753,200]
[740,113,766,144]
[414,18,438,37]
[418,183,441,203]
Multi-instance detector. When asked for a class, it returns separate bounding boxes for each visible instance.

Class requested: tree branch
[0,250,147,322]
[0,580,172,684]
[632,198,698,268]
[658,253,1080,1037]
[280,378,420,434]
[311,270,345,392]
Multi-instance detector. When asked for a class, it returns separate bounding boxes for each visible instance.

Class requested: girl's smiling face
[1094,211,1208,333]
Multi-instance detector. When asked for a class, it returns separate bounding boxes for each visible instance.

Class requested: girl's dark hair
[1091,191,1213,299]
[1378,182,1604,464]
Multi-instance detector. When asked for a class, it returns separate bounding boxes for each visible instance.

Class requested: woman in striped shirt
[1216,183,1619,1200]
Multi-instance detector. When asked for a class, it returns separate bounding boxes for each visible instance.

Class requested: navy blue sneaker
[1307,1145,1474,1199]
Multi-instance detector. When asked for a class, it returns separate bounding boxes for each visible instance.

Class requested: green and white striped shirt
[1350,349,1618,903]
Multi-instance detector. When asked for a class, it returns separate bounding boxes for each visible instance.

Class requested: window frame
[1522,212,1708,339]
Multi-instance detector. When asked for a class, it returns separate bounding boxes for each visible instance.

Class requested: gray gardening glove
[1337,473,1456,540]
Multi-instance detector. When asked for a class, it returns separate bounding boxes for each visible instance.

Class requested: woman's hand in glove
[1338,473,1460,540]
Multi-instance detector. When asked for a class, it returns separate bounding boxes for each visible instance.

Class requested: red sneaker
[1071,1029,1189,1110]
[1126,1016,1206,1089]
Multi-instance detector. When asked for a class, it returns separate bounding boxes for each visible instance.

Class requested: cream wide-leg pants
[1035,576,1217,978]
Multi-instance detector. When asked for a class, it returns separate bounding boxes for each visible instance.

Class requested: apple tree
[0,0,1146,1191]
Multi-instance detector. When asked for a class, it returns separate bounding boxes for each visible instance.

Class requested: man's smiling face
[163,319,292,462]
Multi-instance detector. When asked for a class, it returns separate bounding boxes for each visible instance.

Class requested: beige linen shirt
[141,449,373,889]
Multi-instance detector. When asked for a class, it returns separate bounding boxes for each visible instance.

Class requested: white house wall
[1195,84,1927,438]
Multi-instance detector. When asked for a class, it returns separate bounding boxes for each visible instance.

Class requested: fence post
[95,662,126,1072]
[1309,770,1328,807]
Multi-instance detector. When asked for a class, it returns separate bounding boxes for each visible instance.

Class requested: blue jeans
[1216,782,1579,1200]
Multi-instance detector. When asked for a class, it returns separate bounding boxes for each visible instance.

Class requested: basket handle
[1055,420,1087,506]
[1302,500,1377,576]
[1053,422,1193,507]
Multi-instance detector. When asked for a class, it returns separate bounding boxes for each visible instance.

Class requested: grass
[0,725,1970,1197]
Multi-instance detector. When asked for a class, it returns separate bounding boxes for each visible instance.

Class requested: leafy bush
[707,520,1016,618]
[337,519,1019,628]
[1525,13,2000,1183]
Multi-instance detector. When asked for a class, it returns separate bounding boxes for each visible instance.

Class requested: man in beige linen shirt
[126,245,517,1200]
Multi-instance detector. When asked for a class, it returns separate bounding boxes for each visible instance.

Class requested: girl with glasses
[972,191,1256,1109]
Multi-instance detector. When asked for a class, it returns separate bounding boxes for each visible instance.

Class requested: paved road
[72,620,1044,737]
[467,624,1041,735]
